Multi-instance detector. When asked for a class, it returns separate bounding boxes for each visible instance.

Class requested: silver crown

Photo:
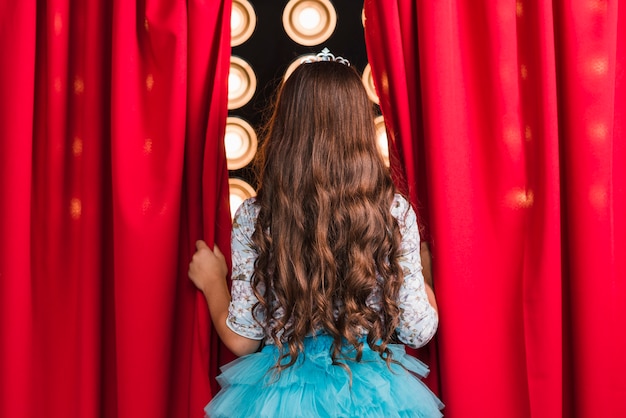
[301,47,350,66]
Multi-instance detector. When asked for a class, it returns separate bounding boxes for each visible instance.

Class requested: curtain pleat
[0,0,232,417]
[3,0,626,417]
[0,2,37,417]
[364,1,626,417]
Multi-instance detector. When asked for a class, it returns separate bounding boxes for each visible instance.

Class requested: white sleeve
[391,195,439,348]
[225,199,265,340]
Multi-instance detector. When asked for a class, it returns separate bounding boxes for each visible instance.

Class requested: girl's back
[189,56,444,417]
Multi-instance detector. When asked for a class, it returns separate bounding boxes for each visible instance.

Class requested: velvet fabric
[0,1,232,417]
[364,1,626,417]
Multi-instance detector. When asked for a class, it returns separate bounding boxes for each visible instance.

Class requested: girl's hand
[188,240,260,356]
[188,240,228,294]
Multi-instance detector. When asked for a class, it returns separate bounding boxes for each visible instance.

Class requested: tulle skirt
[205,335,444,417]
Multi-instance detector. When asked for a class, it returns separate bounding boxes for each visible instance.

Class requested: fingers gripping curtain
[364,1,626,417]
[0,1,232,417]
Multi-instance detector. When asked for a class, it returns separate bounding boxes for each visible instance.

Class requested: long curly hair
[251,61,404,371]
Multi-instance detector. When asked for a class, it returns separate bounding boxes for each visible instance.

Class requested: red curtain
[365,1,626,417]
[0,1,232,417]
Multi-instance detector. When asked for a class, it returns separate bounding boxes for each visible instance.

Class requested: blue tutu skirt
[205,335,444,417]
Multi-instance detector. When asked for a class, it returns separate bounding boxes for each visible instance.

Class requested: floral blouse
[226,194,439,349]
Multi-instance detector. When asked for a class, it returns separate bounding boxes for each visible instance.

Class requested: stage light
[231,0,256,47]
[362,63,379,104]
[228,56,257,110]
[229,178,256,219]
[224,117,258,170]
[283,0,337,46]
[283,53,317,80]
[374,115,389,166]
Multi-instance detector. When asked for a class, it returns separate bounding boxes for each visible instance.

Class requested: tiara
[301,47,350,66]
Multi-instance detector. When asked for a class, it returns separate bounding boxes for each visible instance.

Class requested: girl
[189,55,443,417]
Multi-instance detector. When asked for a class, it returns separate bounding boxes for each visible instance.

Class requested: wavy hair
[251,61,404,371]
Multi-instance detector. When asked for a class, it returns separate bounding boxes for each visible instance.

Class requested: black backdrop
[228,0,369,188]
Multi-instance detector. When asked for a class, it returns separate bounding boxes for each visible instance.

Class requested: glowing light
[231,8,243,30]
[224,117,258,170]
[143,138,153,155]
[231,0,256,46]
[362,64,379,104]
[146,74,154,91]
[516,0,523,17]
[520,64,528,80]
[225,132,244,155]
[72,137,83,157]
[283,0,337,46]
[377,131,389,157]
[588,57,608,76]
[588,122,608,142]
[283,54,316,81]
[230,194,245,217]
[374,115,389,166]
[228,73,242,95]
[229,178,256,219]
[228,56,256,109]
[74,77,84,94]
[298,7,321,30]
[70,198,82,219]
[506,188,534,209]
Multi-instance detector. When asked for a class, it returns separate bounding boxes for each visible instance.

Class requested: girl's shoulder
[233,197,260,227]
[239,196,259,211]
[390,193,412,219]
[235,195,412,224]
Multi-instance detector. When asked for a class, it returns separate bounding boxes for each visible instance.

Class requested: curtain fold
[0,0,232,417]
[364,1,626,417]
[0,2,36,417]
[362,0,442,394]
[553,2,626,416]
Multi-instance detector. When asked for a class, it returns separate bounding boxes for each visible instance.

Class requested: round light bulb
[230,194,245,217]
[228,72,242,95]
[225,132,244,156]
[298,7,321,29]
[231,9,243,30]
[377,131,389,158]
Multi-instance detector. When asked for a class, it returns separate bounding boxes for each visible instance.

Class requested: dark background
[229,0,369,188]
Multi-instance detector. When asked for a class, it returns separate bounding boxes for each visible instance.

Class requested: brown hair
[251,61,404,371]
